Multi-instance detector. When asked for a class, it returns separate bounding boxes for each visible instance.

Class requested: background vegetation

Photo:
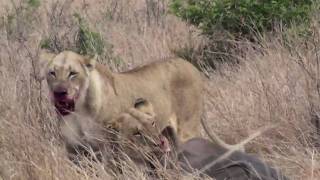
[170,0,314,36]
[1,0,320,179]
[170,0,319,72]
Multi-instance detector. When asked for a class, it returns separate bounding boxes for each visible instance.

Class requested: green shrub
[39,38,51,49]
[170,0,313,37]
[74,13,105,56]
[170,0,317,72]
[38,12,105,55]
[39,10,122,69]
[27,0,41,8]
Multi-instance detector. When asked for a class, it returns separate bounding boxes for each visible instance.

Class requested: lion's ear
[38,51,56,81]
[40,51,55,64]
[84,54,97,71]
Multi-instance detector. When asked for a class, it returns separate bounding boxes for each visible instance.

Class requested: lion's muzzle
[53,87,75,116]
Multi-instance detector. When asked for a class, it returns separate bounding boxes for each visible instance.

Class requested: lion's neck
[85,67,120,121]
[85,70,105,116]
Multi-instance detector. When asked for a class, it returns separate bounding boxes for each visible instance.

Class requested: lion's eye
[69,71,78,78]
[49,71,56,77]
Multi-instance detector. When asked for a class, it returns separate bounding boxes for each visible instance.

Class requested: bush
[73,13,105,56]
[27,0,41,8]
[39,5,122,69]
[40,12,105,56]
[170,0,316,72]
[170,0,313,37]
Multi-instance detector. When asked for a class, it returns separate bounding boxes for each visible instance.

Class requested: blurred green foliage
[27,0,41,8]
[40,13,105,56]
[74,13,105,56]
[170,0,313,37]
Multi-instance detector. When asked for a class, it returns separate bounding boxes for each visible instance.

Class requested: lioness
[113,98,174,152]
[111,98,172,169]
[40,51,239,153]
[40,51,203,146]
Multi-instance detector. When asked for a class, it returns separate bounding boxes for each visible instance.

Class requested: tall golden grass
[0,0,320,179]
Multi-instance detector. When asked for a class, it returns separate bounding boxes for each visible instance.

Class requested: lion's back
[116,57,203,141]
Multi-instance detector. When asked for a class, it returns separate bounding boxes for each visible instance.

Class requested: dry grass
[1,0,320,179]
[204,35,320,179]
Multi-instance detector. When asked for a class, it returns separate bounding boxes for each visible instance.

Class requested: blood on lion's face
[42,51,95,116]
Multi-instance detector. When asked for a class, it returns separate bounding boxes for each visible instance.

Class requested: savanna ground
[1,0,320,179]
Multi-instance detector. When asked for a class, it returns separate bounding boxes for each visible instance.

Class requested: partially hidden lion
[111,98,172,168]
[39,50,235,157]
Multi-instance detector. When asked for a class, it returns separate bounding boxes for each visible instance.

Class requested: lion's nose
[54,88,68,99]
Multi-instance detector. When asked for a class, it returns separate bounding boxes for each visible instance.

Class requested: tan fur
[110,104,156,139]
[111,99,158,150]
[40,51,203,146]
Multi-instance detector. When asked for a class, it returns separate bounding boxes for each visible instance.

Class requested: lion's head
[40,51,96,116]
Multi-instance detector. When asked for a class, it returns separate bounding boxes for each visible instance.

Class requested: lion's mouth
[54,98,75,116]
